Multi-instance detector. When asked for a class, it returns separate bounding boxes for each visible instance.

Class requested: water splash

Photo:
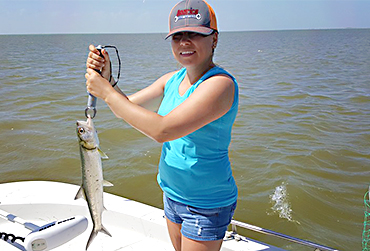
[269,182,300,224]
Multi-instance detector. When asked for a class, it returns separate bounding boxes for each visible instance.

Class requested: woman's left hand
[85,68,114,101]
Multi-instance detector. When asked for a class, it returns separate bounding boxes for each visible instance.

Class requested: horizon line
[1,27,369,36]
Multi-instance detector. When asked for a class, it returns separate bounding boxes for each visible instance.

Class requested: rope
[0,232,24,243]
[101,45,121,87]
[363,191,370,251]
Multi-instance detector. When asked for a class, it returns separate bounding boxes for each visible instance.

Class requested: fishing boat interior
[0,181,338,251]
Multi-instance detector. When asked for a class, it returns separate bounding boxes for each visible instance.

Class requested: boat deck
[0,181,285,251]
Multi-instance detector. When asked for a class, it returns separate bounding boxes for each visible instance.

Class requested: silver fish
[75,116,113,250]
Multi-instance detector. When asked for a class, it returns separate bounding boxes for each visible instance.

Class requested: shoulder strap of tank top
[198,66,235,84]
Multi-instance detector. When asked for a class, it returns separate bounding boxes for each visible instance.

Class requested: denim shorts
[163,194,237,241]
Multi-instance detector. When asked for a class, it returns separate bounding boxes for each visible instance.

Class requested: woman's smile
[180,51,196,56]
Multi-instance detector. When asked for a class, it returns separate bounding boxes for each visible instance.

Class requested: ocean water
[0,29,369,250]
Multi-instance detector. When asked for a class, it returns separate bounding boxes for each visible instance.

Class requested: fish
[75,116,113,250]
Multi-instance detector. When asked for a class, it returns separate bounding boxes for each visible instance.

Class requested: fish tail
[101,224,112,237]
[85,225,112,250]
[85,229,98,250]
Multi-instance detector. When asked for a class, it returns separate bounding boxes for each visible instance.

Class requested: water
[1,29,369,250]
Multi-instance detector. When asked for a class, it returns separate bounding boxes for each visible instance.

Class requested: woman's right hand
[86,44,111,82]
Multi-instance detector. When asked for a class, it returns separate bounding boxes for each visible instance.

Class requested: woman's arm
[87,44,171,112]
[126,72,176,111]
[111,78,165,112]
[86,69,234,143]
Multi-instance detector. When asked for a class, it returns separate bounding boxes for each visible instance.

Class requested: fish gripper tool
[85,45,103,119]
[85,44,121,119]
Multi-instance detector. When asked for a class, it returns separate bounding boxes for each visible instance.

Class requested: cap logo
[174,8,201,22]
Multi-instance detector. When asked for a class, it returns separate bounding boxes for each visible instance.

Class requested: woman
[85,1,238,250]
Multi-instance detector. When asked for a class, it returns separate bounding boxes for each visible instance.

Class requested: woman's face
[171,32,217,68]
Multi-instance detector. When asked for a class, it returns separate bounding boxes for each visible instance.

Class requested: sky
[0,0,369,35]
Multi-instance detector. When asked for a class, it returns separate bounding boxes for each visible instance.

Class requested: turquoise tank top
[157,66,238,208]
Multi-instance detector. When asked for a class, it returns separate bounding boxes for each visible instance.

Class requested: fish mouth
[87,116,93,126]
[76,120,87,127]
[76,117,99,150]
[76,117,93,127]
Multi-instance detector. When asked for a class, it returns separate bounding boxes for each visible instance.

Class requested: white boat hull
[0,181,285,251]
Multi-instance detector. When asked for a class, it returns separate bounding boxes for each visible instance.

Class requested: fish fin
[100,224,112,237]
[74,186,86,200]
[98,148,109,159]
[86,229,98,250]
[103,180,114,187]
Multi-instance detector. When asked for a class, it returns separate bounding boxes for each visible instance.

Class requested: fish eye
[78,128,85,134]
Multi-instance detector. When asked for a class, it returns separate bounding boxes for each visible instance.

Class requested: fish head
[76,117,100,149]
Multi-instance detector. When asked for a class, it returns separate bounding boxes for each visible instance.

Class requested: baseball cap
[165,0,218,39]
